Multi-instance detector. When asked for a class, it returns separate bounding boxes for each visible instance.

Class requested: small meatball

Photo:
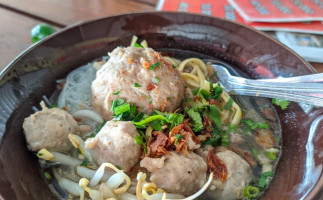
[86,121,141,172]
[23,105,80,152]
[210,150,252,200]
[92,47,185,120]
[140,152,207,196]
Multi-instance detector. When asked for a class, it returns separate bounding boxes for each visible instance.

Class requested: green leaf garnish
[210,83,223,100]
[155,77,160,83]
[186,109,203,132]
[265,151,277,160]
[272,98,290,110]
[134,83,141,87]
[209,105,221,127]
[192,87,200,96]
[134,43,143,48]
[81,161,88,166]
[258,171,273,188]
[113,90,121,95]
[150,62,161,70]
[242,119,268,130]
[224,98,233,110]
[174,134,184,145]
[44,172,52,179]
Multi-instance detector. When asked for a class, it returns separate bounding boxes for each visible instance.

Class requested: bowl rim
[0,11,321,200]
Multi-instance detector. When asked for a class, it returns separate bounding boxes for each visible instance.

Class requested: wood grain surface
[0,0,156,26]
[0,7,60,70]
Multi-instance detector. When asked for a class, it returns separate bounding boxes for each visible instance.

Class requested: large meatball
[91,47,185,120]
[85,121,141,172]
[140,152,207,196]
[23,103,80,152]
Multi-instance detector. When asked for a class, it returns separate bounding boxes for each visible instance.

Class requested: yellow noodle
[174,57,242,125]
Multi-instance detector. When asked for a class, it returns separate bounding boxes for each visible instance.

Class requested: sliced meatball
[23,103,80,152]
[140,152,207,196]
[85,121,141,172]
[91,47,185,120]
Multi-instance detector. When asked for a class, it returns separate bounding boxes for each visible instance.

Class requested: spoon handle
[214,65,323,107]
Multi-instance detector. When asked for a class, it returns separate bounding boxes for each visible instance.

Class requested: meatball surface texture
[92,47,185,120]
[86,121,141,172]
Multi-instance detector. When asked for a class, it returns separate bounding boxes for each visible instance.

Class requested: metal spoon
[212,64,323,107]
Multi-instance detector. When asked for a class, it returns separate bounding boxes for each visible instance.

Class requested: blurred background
[1,0,323,72]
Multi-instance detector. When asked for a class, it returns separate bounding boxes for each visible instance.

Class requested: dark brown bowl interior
[0,12,323,200]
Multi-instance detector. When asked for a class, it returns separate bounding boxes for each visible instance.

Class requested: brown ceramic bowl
[0,12,322,200]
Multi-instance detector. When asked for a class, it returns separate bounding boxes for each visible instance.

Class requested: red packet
[228,0,323,22]
[156,0,323,34]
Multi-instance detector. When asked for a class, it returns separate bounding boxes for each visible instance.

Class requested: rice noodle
[58,63,96,114]
[72,110,103,123]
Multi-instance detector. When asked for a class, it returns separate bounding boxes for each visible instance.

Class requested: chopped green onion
[150,120,162,131]
[199,89,210,100]
[49,104,57,109]
[81,161,88,166]
[251,148,259,158]
[227,124,238,133]
[167,97,172,102]
[113,90,121,95]
[242,119,268,130]
[145,96,152,104]
[134,83,141,87]
[113,102,131,115]
[209,105,221,127]
[155,77,160,83]
[272,98,290,110]
[44,172,52,179]
[133,112,144,122]
[265,151,277,160]
[172,64,177,68]
[150,62,161,70]
[133,115,170,126]
[224,98,233,110]
[134,43,143,48]
[134,131,148,153]
[243,185,260,199]
[37,153,44,157]
[259,171,273,188]
[192,87,200,96]
[202,135,222,147]
[210,83,223,100]
[174,134,184,145]
[115,165,121,170]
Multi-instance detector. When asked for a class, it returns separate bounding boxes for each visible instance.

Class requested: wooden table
[1,0,323,73]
